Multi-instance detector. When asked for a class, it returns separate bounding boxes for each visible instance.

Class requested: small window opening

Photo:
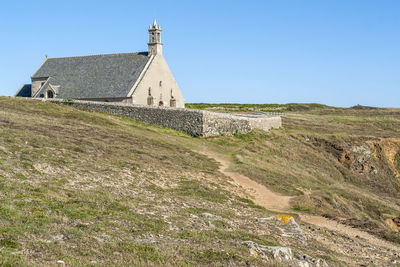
[147,96,154,105]
[159,81,162,87]
[170,98,176,107]
[47,90,54,98]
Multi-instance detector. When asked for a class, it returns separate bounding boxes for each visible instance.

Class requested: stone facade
[127,19,184,108]
[31,77,47,98]
[147,18,163,56]
[129,54,184,108]
[39,99,281,137]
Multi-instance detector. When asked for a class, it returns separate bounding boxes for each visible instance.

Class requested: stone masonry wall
[202,112,281,137]
[202,111,252,137]
[39,99,281,137]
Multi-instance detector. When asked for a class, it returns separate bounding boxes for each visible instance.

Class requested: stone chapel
[15,19,185,108]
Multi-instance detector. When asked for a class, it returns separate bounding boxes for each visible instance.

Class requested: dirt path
[200,150,400,253]
[209,151,292,211]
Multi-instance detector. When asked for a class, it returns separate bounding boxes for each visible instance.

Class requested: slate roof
[32,52,150,99]
[15,84,32,97]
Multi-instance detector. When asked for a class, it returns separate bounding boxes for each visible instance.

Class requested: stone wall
[40,99,281,137]
[201,112,281,137]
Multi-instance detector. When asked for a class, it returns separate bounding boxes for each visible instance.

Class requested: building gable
[130,54,184,108]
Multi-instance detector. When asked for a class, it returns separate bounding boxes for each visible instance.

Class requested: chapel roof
[32,52,150,99]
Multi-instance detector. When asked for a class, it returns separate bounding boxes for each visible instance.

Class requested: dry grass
[0,97,278,265]
[1,97,400,265]
[197,110,400,244]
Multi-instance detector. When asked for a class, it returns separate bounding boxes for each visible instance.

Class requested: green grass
[1,97,400,265]
[292,205,313,213]
[187,102,400,121]
[176,229,279,247]
[0,97,282,265]
[185,102,333,112]
[172,179,228,203]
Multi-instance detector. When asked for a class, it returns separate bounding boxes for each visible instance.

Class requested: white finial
[153,18,157,27]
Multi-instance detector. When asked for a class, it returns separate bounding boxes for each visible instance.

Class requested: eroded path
[199,150,400,254]
[208,151,292,211]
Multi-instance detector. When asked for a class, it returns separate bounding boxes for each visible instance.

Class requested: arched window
[47,90,54,98]
[148,87,152,96]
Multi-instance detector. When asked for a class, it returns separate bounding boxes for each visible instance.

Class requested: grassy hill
[186,102,400,118]
[1,97,400,266]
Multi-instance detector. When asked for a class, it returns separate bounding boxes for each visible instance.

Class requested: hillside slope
[1,97,400,266]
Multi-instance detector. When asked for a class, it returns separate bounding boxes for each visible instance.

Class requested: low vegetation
[186,102,333,113]
[1,97,400,265]
[187,102,400,119]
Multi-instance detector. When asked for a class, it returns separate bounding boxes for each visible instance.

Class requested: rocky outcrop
[339,145,377,174]
[242,241,328,267]
[257,215,305,240]
[386,217,400,232]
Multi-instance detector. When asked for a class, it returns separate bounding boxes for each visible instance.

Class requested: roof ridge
[47,51,148,60]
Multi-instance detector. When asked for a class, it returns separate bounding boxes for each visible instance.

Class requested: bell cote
[148,18,162,56]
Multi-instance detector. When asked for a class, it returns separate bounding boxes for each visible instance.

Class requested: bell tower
[148,18,162,56]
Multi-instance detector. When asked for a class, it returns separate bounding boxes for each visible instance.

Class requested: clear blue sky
[1,0,399,107]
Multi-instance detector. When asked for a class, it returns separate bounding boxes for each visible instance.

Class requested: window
[170,98,176,107]
[147,96,154,105]
[47,90,54,98]
[159,81,162,87]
